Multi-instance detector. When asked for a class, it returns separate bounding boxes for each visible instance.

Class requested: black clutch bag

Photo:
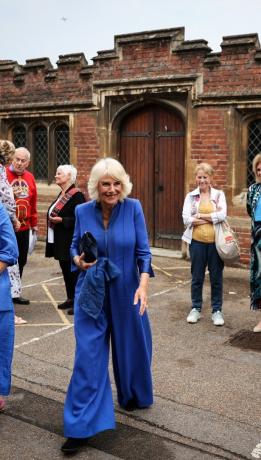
[79,231,98,263]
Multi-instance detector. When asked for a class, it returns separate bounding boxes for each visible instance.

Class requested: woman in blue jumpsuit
[62,158,154,454]
[0,203,19,410]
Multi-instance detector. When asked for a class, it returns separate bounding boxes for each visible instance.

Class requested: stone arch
[109,97,186,159]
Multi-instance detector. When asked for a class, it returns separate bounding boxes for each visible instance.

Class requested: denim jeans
[189,239,224,312]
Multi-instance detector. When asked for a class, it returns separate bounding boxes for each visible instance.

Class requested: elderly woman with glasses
[61,157,154,455]
[247,153,261,332]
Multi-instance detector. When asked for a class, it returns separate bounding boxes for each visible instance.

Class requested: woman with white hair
[45,165,85,314]
[61,157,154,454]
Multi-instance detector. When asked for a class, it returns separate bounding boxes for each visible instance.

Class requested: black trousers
[16,229,29,278]
[59,260,79,301]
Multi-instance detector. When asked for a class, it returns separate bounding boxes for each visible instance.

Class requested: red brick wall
[0,29,260,263]
[190,108,229,189]
[73,112,100,189]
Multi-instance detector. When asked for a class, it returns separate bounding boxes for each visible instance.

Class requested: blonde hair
[0,140,15,165]
[252,153,261,183]
[195,162,214,176]
[88,157,133,201]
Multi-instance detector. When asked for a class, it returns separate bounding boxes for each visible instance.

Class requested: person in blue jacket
[0,202,19,411]
[62,158,154,454]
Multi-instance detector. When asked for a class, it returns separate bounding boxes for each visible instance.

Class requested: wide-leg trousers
[59,259,79,301]
[0,311,15,396]
[64,292,153,438]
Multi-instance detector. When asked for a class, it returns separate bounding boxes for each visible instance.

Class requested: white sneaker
[212,311,224,326]
[187,308,201,323]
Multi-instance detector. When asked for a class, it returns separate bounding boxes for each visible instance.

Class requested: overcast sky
[2,0,261,66]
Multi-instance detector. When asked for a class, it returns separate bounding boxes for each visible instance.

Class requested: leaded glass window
[33,125,48,180]
[55,124,69,167]
[12,125,26,148]
[247,120,261,186]
[10,119,70,182]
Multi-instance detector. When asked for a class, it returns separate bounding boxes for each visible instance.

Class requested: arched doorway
[120,104,185,249]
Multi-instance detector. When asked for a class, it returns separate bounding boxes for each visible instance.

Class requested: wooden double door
[120,104,185,249]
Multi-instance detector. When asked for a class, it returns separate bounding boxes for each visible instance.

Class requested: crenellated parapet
[0,27,260,112]
[23,57,53,70]
[220,33,260,50]
[57,53,88,67]
[175,39,212,54]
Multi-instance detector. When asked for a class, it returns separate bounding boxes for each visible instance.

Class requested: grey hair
[88,157,132,201]
[15,147,31,160]
[57,164,77,183]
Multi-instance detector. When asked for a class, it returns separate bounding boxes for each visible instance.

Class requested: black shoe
[123,399,137,411]
[67,308,74,315]
[57,300,73,310]
[13,297,30,305]
[61,437,87,454]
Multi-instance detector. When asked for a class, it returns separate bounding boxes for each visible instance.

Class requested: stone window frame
[246,118,261,186]
[241,113,261,192]
[9,118,70,184]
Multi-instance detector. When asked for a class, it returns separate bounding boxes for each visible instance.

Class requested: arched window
[55,124,70,167]
[247,120,261,186]
[33,125,48,180]
[12,125,27,148]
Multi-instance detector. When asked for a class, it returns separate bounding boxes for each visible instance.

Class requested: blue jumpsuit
[0,203,19,396]
[64,198,153,438]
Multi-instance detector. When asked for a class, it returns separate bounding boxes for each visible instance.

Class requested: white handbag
[215,220,240,262]
[28,229,37,255]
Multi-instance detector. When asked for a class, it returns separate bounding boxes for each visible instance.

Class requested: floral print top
[0,165,16,221]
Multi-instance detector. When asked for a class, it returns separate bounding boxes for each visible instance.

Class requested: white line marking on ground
[149,280,190,298]
[16,323,70,327]
[152,263,172,277]
[42,284,71,325]
[159,266,191,270]
[23,276,63,288]
[14,325,73,349]
[252,441,261,458]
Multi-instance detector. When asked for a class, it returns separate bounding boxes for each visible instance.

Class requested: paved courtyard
[1,243,261,459]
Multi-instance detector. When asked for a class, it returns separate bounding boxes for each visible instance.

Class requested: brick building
[0,26,260,263]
